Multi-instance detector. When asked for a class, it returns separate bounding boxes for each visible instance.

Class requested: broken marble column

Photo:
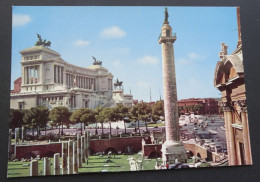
[68,140,73,174]
[73,141,78,174]
[86,131,90,158]
[77,133,82,167]
[53,153,60,175]
[62,142,68,175]
[81,136,85,163]
[8,129,12,160]
[14,128,19,158]
[84,131,88,160]
[21,127,25,142]
[43,157,51,176]
[15,128,19,144]
[30,160,38,176]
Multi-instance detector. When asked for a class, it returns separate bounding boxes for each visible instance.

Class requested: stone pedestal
[161,140,187,165]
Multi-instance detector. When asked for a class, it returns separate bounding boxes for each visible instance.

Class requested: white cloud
[188,52,207,60]
[178,52,207,65]
[188,53,199,60]
[101,26,126,39]
[75,39,90,46]
[112,60,122,67]
[138,56,159,65]
[12,14,31,27]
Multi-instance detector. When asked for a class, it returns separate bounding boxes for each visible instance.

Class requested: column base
[161,140,187,165]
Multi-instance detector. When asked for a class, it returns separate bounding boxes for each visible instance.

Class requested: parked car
[169,163,190,169]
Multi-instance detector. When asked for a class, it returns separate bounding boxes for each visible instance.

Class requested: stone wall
[13,136,147,159]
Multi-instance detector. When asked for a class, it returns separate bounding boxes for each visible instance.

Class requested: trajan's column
[159,8,187,165]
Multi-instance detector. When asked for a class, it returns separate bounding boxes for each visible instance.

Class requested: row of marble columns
[8,127,25,159]
[223,104,252,166]
[24,66,39,84]
[107,78,113,91]
[29,131,90,176]
[54,65,64,84]
[66,73,95,90]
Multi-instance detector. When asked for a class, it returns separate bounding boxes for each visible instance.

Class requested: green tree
[114,104,130,134]
[152,100,164,123]
[70,108,96,135]
[100,108,117,135]
[49,106,71,136]
[81,108,96,131]
[9,109,24,131]
[130,104,140,134]
[36,106,49,136]
[23,108,38,137]
[136,102,152,133]
[22,107,49,138]
[95,107,105,134]
[194,104,204,114]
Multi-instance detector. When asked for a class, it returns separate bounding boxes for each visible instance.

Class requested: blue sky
[12,6,238,101]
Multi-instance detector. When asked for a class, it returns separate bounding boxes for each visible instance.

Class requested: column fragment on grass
[73,141,78,173]
[30,160,38,176]
[68,140,73,174]
[77,133,82,167]
[43,157,51,176]
[81,136,85,163]
[62,142,68,174]
[53,153,60,175]
[86,131,90,158]
[8,129,12,160]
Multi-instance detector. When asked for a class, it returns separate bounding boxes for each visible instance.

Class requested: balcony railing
[158,32,177,41]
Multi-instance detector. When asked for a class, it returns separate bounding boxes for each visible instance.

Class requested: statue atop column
[35,34,51,47]
[164,7,169,23]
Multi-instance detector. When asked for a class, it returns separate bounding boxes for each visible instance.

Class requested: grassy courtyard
[148,123,165,127]
[7,154,159,178]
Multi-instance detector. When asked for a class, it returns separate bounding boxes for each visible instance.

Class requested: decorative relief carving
[223,105,232,112]
[236,100,247,112]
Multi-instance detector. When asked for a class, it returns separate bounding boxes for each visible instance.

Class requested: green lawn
[7,154,159,178]
[7,158,55,178]
[148,123,165,127]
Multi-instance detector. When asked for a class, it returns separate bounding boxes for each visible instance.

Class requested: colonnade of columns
[54,65,64,84]
[223,100,252,166]
[24,66,39,84]
[66,73,96,90]
[29,131,91,176]
[108,78,113,91]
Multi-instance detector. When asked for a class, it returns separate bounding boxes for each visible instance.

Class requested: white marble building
[10,45,133,110]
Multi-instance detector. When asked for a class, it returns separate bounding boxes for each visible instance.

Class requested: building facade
[178,98,220,114]
[10,45,133,110]
[213,8,252,165]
